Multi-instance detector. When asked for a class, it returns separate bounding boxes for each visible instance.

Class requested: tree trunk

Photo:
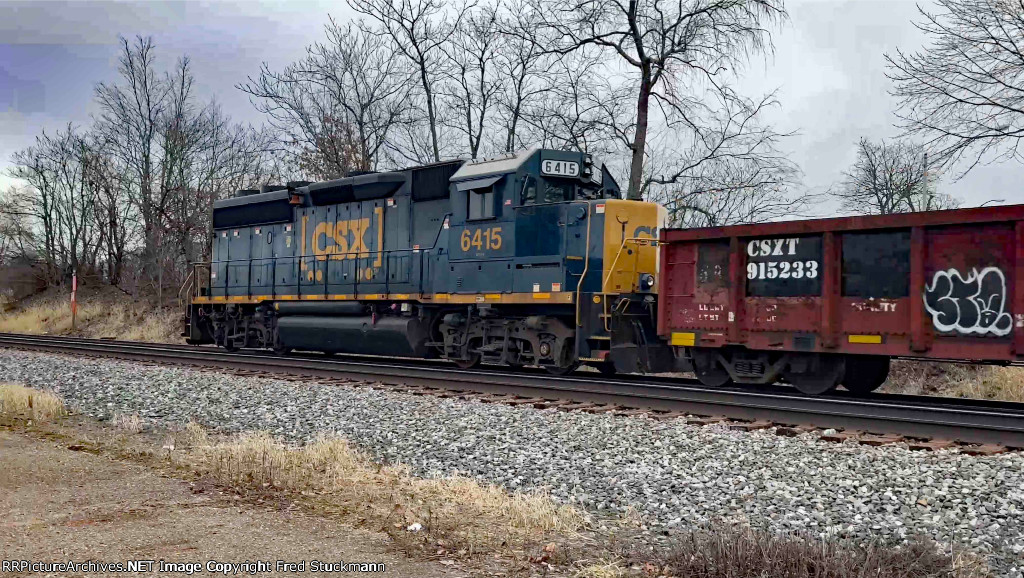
[627,71,652,201]
[420,66,441,162]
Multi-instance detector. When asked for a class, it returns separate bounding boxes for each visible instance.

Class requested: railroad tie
[820,430,862,443]
[907,439,956,451]
[774,425,815,437]
[504,397,548,406]
[857,434,905,446]
[961,444,1008,456]
[728,420,774,432]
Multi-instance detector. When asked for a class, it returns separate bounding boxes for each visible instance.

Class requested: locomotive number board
[541,160,580,177]
[745,235,822,297]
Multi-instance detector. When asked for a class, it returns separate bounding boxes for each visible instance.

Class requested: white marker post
[71,271,77,330]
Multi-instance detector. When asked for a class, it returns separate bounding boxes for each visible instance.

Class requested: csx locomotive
[183,148,671,375]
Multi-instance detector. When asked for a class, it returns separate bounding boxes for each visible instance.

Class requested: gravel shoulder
[0,429,460,578]
[1,349,1022,576]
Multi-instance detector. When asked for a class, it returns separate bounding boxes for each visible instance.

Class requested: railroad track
[2,332,1023,449]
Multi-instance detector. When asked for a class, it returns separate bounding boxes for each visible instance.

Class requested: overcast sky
[1,0,1021,211]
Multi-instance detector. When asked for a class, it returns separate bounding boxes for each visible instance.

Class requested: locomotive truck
[183,147,1024,395]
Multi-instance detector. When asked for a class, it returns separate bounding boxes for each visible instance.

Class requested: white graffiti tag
[923,267,1013,336]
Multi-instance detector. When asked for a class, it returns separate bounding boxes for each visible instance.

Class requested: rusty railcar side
[657,205,1024,394]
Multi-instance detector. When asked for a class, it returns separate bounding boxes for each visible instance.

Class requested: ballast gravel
[1,349,1022,576]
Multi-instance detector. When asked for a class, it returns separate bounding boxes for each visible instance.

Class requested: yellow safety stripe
[191,291,576,306]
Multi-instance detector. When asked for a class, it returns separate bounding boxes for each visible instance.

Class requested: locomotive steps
[1,332,1023,450]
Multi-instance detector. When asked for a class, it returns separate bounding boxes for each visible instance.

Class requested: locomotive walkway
[2,332,1023,448]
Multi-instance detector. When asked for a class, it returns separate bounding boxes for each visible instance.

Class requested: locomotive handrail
[574,203,593,328]
[602,237,657,294]
[188,246,439,302]
[177,268,195,311]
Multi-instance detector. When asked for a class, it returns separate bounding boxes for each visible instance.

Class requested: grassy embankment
[0,286,180,344]
[0,382,989,577]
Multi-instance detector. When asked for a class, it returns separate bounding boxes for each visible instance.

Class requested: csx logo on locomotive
[300,210,384,281]
[311,217,374,259]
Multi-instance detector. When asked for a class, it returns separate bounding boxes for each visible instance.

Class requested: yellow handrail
[601,237,656,293]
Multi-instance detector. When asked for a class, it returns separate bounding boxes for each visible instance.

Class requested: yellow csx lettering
[313,218,370,260]
[460,226,502,252]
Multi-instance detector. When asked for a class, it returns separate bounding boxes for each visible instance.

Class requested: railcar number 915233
[743,236,823,296]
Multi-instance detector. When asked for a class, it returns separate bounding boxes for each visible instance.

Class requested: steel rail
[2,332,1023,447]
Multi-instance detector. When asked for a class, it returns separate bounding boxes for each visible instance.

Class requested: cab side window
[521,178,537,205]
[468,186,495,220]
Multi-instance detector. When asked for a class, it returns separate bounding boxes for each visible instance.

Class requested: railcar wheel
[785,354,844,395]
[691,348,733,387]
[223,340,238,353]
[841,355,890,394]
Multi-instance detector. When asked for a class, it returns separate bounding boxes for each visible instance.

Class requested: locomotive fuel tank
[277,315,431,357]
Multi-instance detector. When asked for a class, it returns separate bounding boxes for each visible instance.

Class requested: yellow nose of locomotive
[599,199,667,295]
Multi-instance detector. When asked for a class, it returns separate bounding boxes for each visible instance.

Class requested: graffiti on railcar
[923,266,1013,336]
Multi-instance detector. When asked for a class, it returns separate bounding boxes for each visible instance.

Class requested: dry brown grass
[883,361,1024,402]
[574,560,625,578]
[113,412,143,433]
[625,526,987,578]
[189,431,585,554]
[0,383,67,422]
[0,292,180,343]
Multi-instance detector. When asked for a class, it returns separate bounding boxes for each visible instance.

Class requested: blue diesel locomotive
[183,148,671,374]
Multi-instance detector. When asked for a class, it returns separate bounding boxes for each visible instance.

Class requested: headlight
[640,273,655,290]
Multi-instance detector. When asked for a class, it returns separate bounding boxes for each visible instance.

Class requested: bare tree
[834,138,958,215]
[646,97,805,226]
[94,36,171,280]
[8,125,99,282]
[886,0,1024,174]
[241,19,410,177]
[0,186,37,268]
[520,52,628,157]
[493,6,552,152]
[439,5,504,159]
[80,134,137,285]
[348,0,471,162]
[528,0,785,199]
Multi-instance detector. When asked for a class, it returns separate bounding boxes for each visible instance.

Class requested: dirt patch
[0,429,461,577]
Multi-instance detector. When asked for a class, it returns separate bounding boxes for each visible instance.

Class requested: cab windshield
[519,163,618,205]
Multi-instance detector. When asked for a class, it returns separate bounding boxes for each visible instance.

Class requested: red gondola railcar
[657,205,1024,394]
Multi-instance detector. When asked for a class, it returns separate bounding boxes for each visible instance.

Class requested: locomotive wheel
[841,355,890,394]
[691,348,732,387]
[453,355,482,369]
[592,361,617,376]
[786,354,845,395]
